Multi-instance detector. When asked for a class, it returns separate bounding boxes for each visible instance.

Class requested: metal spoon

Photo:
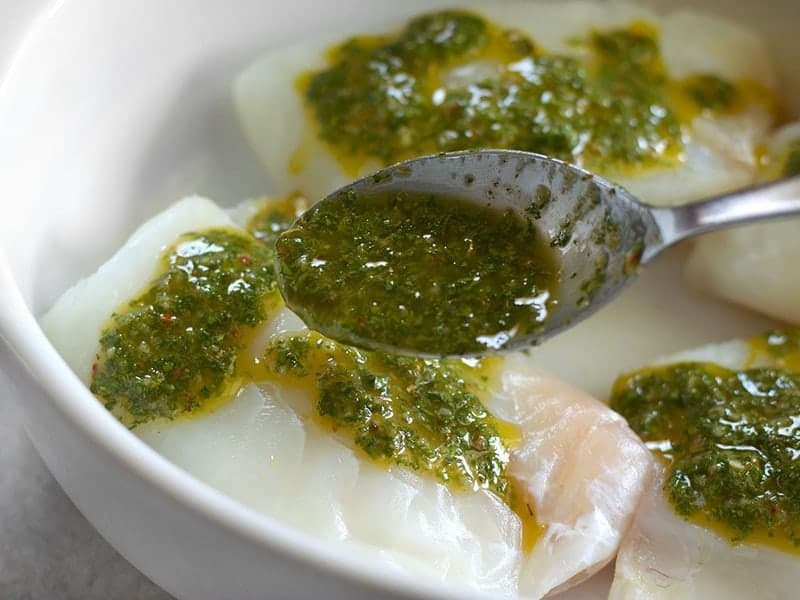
[278,150,800,356]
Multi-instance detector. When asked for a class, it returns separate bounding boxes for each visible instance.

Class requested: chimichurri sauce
[262,332,513,497]
[90,229,280,426]
[247,192,310,247]
[275,190,560,356]
[782,139,800,178]
[610,336,800,546]
[304,11,746,174]
[681,74,740,112]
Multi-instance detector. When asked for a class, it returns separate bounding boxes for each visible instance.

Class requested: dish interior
[0,0,799,598]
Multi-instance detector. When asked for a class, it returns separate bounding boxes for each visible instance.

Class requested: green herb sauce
[90,229,279,426]
[262,332,513,497]
[304,12,742,174]
[275,189,560,356]
[681,74,740,111]
[782,139,800,178]
[611,332,800,546]
[247,193,310,248]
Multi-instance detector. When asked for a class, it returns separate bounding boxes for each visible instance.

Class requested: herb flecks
[248,192,311,248]
[304,12,744,175]
[90,229,280,426]
[262,332,513,498]
[611,335,800,549]
[276,190,559,355]
[782,139,800,178]
[681,74,739,111]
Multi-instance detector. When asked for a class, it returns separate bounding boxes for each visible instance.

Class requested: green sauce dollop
[275,190,559,356]
[782,139,800,178]
[681,74,740,112]
[248,193,310,247]
[262,332,512,497]
[611,331,800,546]
[91,229,279,426]
[304,11,743,174]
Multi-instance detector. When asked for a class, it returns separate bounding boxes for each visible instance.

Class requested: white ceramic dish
[0,1,798,598]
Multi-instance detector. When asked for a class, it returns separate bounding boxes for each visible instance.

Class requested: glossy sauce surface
[611,330,800,551]
[259,331,515,499]
[275,189,560,356]
[303,10,757,177]
[90,228,281,426]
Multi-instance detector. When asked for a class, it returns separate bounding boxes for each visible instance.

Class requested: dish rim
[2,0,795,597]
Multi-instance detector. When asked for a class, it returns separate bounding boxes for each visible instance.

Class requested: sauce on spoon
[275,187,560,356]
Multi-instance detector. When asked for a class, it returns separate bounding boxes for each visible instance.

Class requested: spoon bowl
[277,150,800,356]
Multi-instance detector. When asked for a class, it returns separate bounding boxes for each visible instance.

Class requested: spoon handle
[644,175,800,263]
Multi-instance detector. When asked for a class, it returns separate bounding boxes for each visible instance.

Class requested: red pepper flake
[471,434,486,451]
[160,312,175,324]
[239,254,252,267]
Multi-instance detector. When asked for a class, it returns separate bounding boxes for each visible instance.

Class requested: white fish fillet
[610,338,800,600]
[687,121,800,324]
[486,353,653,598]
